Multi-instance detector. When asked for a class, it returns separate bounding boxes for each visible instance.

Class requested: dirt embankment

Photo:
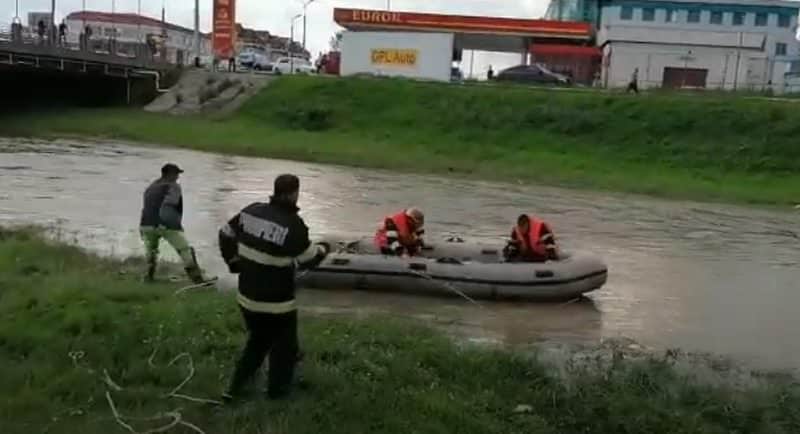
[145,69,272,115]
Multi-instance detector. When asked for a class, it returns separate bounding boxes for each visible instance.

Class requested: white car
[273,57,314,75]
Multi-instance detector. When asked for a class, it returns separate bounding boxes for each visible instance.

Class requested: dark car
[495,64,572,86]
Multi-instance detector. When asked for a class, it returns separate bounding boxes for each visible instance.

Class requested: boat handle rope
[407,268,484,309]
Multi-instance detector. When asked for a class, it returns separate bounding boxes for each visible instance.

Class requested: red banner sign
[333,8,592,40]
[213,0,237,58]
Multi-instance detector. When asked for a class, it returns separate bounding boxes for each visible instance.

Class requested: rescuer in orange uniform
[504,214,559,262]
[374,208,425,257]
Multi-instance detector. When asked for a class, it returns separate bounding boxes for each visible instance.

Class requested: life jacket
[513,215,553,260]
[374,211,417,251]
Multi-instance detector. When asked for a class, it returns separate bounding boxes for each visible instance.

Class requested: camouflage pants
[139,226,199,271]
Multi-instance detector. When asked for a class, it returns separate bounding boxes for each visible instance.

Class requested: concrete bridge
[0,27,180,106]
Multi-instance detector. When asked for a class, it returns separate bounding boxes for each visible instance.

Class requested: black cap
[274,174,300,196]
[161,163,184,175]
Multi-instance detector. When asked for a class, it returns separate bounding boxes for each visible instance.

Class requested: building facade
[596,0,800,91]
[64,11,211,65]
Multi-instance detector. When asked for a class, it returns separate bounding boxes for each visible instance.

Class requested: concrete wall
[598,0,800,92]
[602,41,791,90]
[340,31,454,82]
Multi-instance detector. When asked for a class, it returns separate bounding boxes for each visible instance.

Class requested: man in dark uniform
[139,163,206,283]
[219,174,329,401]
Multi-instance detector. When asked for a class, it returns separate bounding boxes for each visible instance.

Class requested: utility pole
[301,0,316,51]
[111,0,116,42]
[387,0,391,11]
[82,0,87,50]
[137,0,142,44]
[290,14,302,73]
[50,0,56,45]
[194,0,200,64]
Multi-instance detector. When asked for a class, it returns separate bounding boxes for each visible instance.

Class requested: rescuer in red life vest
[504,214,559,262]
[374,208,425,257]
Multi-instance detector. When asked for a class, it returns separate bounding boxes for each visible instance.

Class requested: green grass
[2,226,800,433]
[2,76,800,205]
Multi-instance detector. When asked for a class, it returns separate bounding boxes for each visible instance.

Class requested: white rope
[174,278,218,296]
[178,421,207,434]
[408,269,484,308]
[164,353,193,397]
[68,341,222,434]
[162,352,224,406]
[557,297,582,308]
[103,369,124,392]
[105,392,182,434]
[170,393,223,406]
[296,240,358,280]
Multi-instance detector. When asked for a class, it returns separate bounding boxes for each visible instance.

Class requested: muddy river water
[2,138,799,369]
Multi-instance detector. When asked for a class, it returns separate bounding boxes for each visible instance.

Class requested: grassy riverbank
[2,227,800,434]
[2,76,800,205]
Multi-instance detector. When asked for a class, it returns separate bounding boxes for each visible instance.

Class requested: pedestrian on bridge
[58,21,67,46]
[37,20,46,44]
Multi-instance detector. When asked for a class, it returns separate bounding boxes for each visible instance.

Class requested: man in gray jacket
[139,163,206,283]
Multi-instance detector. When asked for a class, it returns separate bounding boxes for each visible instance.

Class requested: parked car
[238,51,272,71]
[273,57,314,75]
[495,63,572,86]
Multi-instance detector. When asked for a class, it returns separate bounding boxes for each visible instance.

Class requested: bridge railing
[1,21,174,66]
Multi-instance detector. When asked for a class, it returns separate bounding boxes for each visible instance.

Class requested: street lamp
[111,0,116,43]
[50,0,56,45]
[137,0,142,45]
[290,13,302,74]
[299,0,316,51]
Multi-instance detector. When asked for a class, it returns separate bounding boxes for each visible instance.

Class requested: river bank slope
[2,227,800,433]
[2,76,799,205]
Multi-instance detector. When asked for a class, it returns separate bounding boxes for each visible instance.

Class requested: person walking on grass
[627,68,639,94]
[139,163,207,284]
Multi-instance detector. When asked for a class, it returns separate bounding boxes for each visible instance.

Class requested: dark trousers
[228,308,298,398]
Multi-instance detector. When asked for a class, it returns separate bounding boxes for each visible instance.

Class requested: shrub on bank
[242,76,800,173]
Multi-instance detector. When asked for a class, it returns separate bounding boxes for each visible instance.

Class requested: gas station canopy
[334,8,595,53]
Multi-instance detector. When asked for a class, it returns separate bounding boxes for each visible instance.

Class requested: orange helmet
[405,207,424,227]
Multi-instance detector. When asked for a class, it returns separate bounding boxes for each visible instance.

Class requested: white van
[273,57,314,75]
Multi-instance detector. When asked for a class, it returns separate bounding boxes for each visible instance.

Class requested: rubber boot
[183,246,206,284]
[294,350,310,390]
[144,259,157,283]
[185,266,205,284]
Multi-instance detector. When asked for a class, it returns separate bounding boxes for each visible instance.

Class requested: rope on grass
[160,352,223,406]
[147,329,223,406]
[105,391,182,434]
[67,342,221,434]
[173,278,217,296]
[103,369,124,392]
[164,353,193,397]
[178,420,208,434]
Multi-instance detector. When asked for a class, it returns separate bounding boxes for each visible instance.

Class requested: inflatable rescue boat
[297,236,608,302]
